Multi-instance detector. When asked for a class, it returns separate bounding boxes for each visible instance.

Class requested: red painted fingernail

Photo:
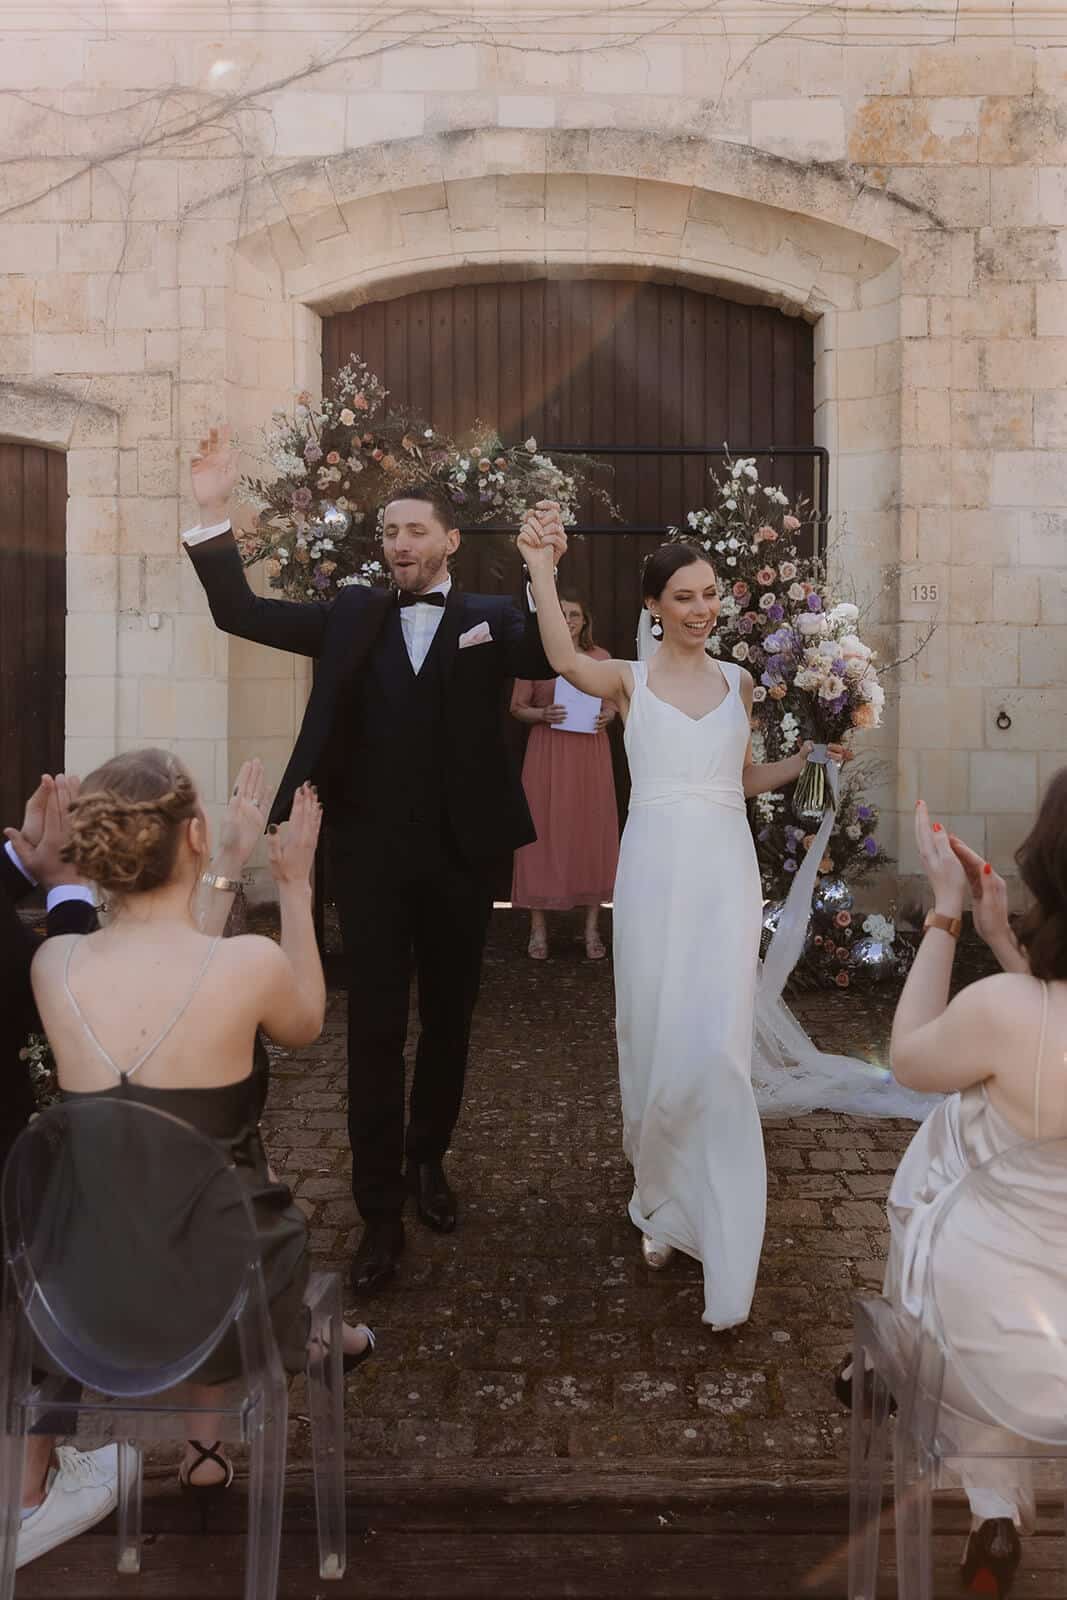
[932,823,942,832]
[983,863,992,875]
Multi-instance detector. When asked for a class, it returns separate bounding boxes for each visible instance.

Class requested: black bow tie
[397,590,446,609]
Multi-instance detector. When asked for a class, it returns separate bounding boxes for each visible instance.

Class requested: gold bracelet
[923,910,961,940]
[201,872,242,893]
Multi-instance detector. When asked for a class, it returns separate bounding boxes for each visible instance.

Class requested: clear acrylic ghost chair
[848,1136,1067,1600]
[0,1097,346,1598]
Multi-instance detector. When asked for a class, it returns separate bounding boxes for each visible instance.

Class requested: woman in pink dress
[510,594,620,962]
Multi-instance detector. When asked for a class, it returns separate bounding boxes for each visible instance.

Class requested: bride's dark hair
[641,542,715,602]
[1014,766,1067,980]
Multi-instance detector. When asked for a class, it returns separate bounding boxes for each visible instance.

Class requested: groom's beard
[387,552,449,594]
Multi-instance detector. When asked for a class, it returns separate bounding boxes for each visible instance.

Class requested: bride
[520,520,929,1330]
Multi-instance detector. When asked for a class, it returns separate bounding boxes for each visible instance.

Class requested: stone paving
[264,909,916,1478]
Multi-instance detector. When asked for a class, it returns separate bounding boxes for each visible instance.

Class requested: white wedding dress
[614,655,933,1329]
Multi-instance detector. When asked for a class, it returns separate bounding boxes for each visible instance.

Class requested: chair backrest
[924,1134,1067,1446]
[1,1097,264,1398]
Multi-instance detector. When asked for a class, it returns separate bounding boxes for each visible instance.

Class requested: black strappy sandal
[179,1438,235,1513]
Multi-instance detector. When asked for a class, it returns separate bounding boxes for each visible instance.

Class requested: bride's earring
[650,614,663,640]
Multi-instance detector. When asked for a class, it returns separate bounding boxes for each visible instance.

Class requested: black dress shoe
[350,1219,405,1294]
[960,1518,1021,1599]
[410,1161,458,1234]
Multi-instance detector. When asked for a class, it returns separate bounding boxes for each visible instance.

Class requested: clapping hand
[267,784,322,888]
[191,424,238,523]
[915,800,967,915]
[4,774,84,889]
[949,832,1012,952]
[216,759,270,873]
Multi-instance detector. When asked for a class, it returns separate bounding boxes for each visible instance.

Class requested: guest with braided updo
[29,748,376,1506]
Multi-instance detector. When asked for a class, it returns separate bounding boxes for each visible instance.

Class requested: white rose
[818,675,845,700]
[829,602,859,624]
[796,613,828,637]
[752,685,767,702]
[788,583,806,602]
[732,641,750,661]
[846,824,862,840]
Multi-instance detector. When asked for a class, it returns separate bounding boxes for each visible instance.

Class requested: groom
[183,430,567,1291]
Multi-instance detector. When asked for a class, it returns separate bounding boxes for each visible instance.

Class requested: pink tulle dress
[511,649,620,911]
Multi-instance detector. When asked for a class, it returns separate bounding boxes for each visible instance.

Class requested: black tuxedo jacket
[186,530,555,859]
[1,851,98,1169]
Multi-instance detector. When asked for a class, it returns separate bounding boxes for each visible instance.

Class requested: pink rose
[757,567,776,586]
[835,971,850,988]
[834,910,852,928]
[326,451,340,465]
[353,393,369,411]
[779,562,797,580]
[783,515,801,532]
[756,525,777,543]
[732,581,750,600]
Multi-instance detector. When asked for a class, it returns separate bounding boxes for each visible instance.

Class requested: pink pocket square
[459,622,493,649]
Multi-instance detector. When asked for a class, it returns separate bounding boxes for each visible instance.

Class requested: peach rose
[768,684,787,701]
[326,451,340,465]
[338,409,355,426]
[851,703,878,730]
[783,514,801,532]
[353,393,369,411]
[732,581,750,599]
[756,525,777,543]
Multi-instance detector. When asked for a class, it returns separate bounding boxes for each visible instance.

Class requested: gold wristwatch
[201,872,242,893]
[923,910,961,940]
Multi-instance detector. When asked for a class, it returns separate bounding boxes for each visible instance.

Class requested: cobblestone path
[264,910,913,1479]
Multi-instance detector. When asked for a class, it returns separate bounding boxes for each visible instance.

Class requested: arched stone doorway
[0,442,67,829]
[323,277,815,661]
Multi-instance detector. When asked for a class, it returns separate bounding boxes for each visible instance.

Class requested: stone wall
[2,2,1066,900]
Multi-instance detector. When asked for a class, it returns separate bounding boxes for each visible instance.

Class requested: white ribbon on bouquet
[634,610,935,1120]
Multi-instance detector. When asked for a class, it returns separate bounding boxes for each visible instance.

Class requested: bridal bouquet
[238,356,609,602]
[668,457,893,900]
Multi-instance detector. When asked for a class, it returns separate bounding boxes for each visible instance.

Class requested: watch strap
[923,910,962,940]
[201,872,243,893]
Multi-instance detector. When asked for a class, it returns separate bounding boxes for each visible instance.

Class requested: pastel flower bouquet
[669,457,894,904]
[238,357,609,601]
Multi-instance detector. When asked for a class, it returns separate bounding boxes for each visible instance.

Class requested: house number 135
[909,582,940,603]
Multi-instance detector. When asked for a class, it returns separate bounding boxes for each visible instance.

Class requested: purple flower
[862,836,879,857]
[762,628,794,655]
[768,604,784,621]
[292,487,312,510]
[806,593,823,612]
[738,616,754,634]
[857,805,874,820]
[312,570,330,590]
[757,828,770,842]
[304,442,323,464]
[832,658,846,676]
[784,859,798,873]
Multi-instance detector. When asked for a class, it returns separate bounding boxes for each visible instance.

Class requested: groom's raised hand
[191,425,239,526]
[533,500,568,564]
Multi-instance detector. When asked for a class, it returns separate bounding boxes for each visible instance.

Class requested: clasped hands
[517,501,568,570]
[914,799,1015,958]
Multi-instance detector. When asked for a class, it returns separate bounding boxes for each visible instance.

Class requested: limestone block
[1018,510,1067,566]
[141,555,180,614]
[902,338,951,390]
[67,612,119,677]
[976,227,1063,283]
[176,328,225,385]
[497,206,546,250]
[91,161,180,223]
[970,750,1038,815]
[952,284,1034,341]
[912,45,1034,98]
[34,331,146,379]
[118,612,175,678]
[989,168,1042,228]
[66,448,119,499]
[1040,749,1067,787]
[900,231,956,295]
[256,340,296,393]
[119,450,138,498]
[635,180,689,237]
[132,441,178,499]
[886,166,991,228]
[1037,168,1067,224]
[986,689,1067,752]
[173,615,222,680]
[499,96,556,130]
[985,814,1033,873]
[381,42,480,94]
[0,337,31,375]
[496,46,576,94]
[146,332,180,371]
[1036,284,1067,338]
[900,296,928,339]
[1039,573,1067,624]
[174,679,228,740]
[57,223,154,275]
[179,160,256,223]
[1034,392,1067,449]
[952,391,1032,452]
[31,274,90,335]
[229,677,300,739]
[347,93,426,146]
[918,508,952,563]
[66,552,119,614]
[909,389,951,448]
[176,220,234,290]
[80,375,171,446]
[838,393,900,452]
[948,624,1019,687]
[982,339,1067,390]
[991,450,1067,508]
[1019,626,1064,686]
[993,570,1042,625]
[65,492,118,555]
[952,450,992,511]
[580,43,684,98]
[918,748,971,813]
[119,497,179,557]
[836,450,897,514]
[138,677,177,739]
[979,97,1067,166]
[898,684,983,749]
[170,740,218,803]
[64,673,117,740]
[853,96,980,164]
[751,98,846,163]
[949,508,1019,568]
[4,224,58,273]
[948,565,993,624]
[268,92,346,159]
[902,449,951,509]
[588,204,635,252]
[65,735,120,776]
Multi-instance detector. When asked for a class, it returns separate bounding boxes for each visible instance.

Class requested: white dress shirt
[4,840,96,912]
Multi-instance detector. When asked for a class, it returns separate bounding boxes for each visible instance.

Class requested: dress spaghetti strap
[1034,979,1051,1140]
[63,935,222,1083]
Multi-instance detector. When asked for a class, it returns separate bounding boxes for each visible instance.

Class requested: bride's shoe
[641,1234,675,1270]
[527,931,548,961]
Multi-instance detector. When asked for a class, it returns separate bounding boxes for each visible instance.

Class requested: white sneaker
[16,1444,119,1568]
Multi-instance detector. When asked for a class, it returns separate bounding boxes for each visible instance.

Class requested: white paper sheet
[550,675,602,735]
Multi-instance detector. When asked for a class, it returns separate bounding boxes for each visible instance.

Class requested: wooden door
[323,278,815,661]
[0,443,66,836]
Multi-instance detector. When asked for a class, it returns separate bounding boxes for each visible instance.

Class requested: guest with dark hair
[510,593,619,961]
[838,777,1067,1599]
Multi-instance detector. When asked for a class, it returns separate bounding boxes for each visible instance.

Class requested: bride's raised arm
[517,513,630,707]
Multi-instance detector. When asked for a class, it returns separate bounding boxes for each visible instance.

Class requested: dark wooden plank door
[0,443,66,835]
[324,279,814,662]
